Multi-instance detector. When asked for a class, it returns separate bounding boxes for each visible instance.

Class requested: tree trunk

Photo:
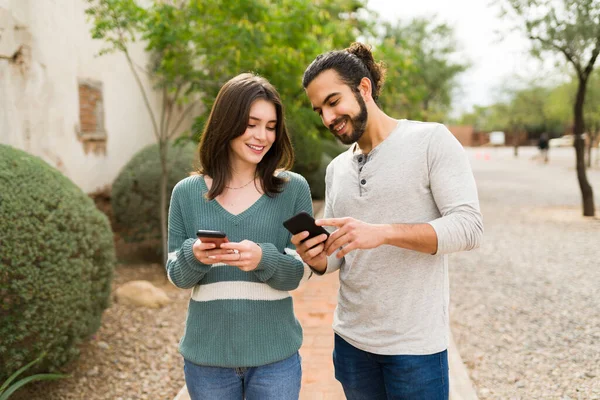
[573,78,595,217]
[590,128,599,167]
[513,130,519,157]
[159,142,169,265]
[587,139,592,168]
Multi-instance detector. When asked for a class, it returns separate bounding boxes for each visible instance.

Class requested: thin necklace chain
[225,177,256,190]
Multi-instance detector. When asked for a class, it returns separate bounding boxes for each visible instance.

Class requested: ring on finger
[237,252,242,261]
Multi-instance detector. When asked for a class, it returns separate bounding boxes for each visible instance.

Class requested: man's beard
[329,91,368,145]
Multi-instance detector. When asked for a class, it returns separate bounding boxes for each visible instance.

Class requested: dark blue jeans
[333,334,449,400]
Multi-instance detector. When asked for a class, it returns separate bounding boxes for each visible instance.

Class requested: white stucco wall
[0,0,194,193]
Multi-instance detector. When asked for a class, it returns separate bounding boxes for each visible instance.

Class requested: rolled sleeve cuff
[310,252,343,276]
[180,238,211,272]
[253,243,279,281]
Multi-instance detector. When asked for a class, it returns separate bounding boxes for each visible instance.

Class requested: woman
[166,73,313,400]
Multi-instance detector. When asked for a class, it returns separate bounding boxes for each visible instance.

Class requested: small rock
[97,341,110,350]
[87,366,100,377]
[114,280,172,308]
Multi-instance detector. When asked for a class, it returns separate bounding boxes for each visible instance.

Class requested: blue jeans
[183,352,302,400]
[333,334,449,400]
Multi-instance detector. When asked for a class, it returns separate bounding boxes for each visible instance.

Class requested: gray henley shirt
[320,119,483,355]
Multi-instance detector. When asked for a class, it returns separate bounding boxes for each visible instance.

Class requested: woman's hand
[192,239,235,263]
[209,240,263,272]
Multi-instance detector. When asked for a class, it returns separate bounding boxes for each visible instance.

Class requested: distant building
[0,0,195,193]
[446,125,489,147]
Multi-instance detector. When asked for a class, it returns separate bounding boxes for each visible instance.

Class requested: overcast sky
[367,0,559,116]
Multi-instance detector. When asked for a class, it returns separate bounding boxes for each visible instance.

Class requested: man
[291,42,484,400]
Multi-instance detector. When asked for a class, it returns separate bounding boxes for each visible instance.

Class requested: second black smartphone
[283,212,329,241]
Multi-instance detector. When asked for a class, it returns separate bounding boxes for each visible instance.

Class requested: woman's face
[229,99,277,169]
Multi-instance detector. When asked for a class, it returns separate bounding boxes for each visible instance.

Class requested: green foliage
[500,0,600,69]
[307,152,333,200]
[86,0,370,258]
[377,17,469,122]
[112,141,197,245]
[321,138,349,159]
[301,139,346,200]
[185,0,369,172]
[456,79,574,136]
[0,145,115,383]
[0,352,69,400]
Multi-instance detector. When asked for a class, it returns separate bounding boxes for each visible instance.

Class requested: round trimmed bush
[111,141,197,246]
[0,145,116,380]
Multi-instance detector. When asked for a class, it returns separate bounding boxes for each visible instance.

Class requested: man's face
[305,70,368,145]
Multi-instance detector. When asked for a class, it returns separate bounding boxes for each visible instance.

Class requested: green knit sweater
[166,171,313,367]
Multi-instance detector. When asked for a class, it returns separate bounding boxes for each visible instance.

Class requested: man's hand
[290,232,329,273]
[317,217,386,258]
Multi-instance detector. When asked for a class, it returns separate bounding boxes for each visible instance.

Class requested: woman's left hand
[210,240,262,271]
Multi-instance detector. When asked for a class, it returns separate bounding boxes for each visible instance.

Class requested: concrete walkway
[175,201,478,399]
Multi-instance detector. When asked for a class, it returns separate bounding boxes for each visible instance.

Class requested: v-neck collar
[199,175,267,222]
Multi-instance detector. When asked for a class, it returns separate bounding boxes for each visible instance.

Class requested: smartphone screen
[196,230,229,248]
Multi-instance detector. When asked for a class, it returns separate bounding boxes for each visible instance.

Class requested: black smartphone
[283,212,330,241]
[196,230,229,248]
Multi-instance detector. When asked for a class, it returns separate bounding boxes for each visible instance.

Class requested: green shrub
[297,138,346,200]
[321,138,348,159]
[305,152,332,200]
[111,141,197,245]
[288,108,323,179]
[0,145,116,382]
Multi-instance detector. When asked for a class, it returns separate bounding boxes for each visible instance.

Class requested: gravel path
[449,146,600,400]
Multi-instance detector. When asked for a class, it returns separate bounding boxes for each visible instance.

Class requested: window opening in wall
[76,79,107,154]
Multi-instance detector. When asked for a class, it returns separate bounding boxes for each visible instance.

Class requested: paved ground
[450,146,600,399]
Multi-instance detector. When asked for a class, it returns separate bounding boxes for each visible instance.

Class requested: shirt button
[361,179,366,185]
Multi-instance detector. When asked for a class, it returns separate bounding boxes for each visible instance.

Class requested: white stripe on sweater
[191,281,290,302]
[167,252,177,284]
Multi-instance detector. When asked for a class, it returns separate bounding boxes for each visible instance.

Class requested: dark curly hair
[302,42,387,102]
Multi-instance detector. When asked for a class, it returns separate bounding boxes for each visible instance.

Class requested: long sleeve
[165,185,211,289]
[427,125,484,255]
[252,178,314,290]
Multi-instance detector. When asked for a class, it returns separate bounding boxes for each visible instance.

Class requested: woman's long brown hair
[197,73,294,199]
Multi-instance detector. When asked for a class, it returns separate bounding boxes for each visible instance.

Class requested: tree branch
[168,101,198,139]
[159,87,167,141]
[108,6,161,142]
[163,84,182,141]
[530,35,583,74]
[583,38,600,81]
